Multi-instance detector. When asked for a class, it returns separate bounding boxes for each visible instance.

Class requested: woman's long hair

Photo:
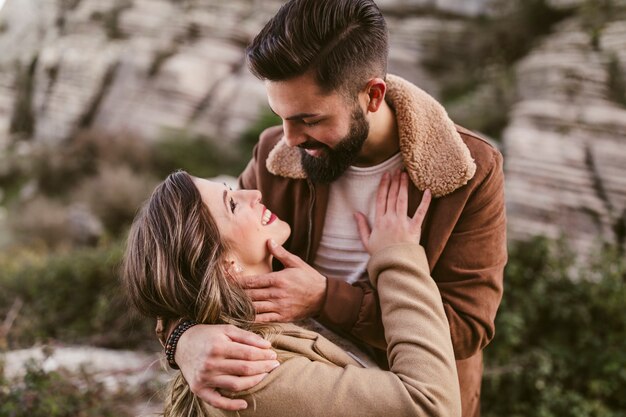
[123,171,274,416]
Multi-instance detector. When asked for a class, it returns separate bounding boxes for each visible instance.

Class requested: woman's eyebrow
[222,189,229,214]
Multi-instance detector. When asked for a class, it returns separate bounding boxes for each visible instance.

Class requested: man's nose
[282,121,306,147]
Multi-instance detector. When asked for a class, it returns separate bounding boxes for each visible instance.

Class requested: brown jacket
[211,244,461,417]
[238,74,507,417]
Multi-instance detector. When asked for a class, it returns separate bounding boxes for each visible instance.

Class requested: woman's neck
[241,256,274,277]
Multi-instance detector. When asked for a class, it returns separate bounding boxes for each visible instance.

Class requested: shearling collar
[266,74,476,197]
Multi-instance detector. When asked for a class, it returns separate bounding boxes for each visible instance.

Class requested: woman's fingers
[354,212,371,250]
[410,189,432,231]
[375,172,391,222]
[386,169,401,213]
[396,172,409,217]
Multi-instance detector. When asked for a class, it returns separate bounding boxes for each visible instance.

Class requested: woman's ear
[225,260,244,279]
[365,78,387,113]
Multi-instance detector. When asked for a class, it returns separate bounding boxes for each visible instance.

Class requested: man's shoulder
[258,125,284,155]
[455,124,502,182]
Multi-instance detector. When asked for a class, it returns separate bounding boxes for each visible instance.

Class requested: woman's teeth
[262,209,272,225]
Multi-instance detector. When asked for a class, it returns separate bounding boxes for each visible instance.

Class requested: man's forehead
[265,79,343,117]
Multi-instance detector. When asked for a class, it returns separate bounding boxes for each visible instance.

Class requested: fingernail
[269,239,277,247]
[269,350,277,359]
[272,360,280,369]
[238,403,248,410]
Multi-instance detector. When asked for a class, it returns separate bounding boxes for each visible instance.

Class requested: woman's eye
[229,197,237,213]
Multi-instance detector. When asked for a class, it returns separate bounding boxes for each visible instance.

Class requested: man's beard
[300,108,369,184]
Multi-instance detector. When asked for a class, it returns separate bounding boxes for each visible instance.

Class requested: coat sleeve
[319,147,506,359]
[434,149,506,359]
[224,244,461,417]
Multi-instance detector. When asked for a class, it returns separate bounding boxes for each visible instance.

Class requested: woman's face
[193,178,291,269]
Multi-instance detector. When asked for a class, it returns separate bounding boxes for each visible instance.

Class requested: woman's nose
[243,189,262,205]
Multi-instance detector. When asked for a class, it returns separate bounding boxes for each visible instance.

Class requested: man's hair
[246,0,388,96]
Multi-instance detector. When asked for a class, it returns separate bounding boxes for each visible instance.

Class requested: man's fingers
[252,300,276,314]
[195,388,249,411]
[240,274,273,290]
[224,325,273,349]
[255,312,283,323]
[216,359,280,376]
[375,171,391,221]
[411,189,432,229]
[267,240,301,267]
[224,341,278,360]
[210,373,270,393]
[246,288,276,301]
[353,212,371,250]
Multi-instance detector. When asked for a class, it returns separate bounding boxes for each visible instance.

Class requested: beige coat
[210,244,461,417]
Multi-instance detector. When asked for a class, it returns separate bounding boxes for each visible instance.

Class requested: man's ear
[364,78,387,113]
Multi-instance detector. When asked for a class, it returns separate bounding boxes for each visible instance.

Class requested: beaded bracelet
[165,319,198,370]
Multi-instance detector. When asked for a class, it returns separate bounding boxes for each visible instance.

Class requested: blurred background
[0,0,624,416]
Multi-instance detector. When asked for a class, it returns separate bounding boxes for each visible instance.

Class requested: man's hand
[175,324,280,411]
[241,241,327,323]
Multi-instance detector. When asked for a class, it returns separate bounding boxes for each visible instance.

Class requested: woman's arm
[218,243,459,417]
[220,172,461,417]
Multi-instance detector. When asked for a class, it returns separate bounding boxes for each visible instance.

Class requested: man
[163,1,506,416]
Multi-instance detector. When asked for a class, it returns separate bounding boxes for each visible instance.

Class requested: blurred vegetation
[0,107,281,249]
[0,354,145,417]
[0,107,282,351]
[0,241,154,350]
[482,237,626,417]
[0,111,282,411]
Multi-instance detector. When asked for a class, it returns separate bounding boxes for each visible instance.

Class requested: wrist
[165,319,198,370]
[313,274,328,315]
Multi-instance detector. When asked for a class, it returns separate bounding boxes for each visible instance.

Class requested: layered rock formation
[1,0,625,253]
[0,0,480,149]
[504,15,626,253]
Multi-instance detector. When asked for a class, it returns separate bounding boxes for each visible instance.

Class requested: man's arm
[435,149,506,358]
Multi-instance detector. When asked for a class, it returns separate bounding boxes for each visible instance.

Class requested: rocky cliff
[0,0,486,148]
[504,4,626,253]
[1,0,625,253]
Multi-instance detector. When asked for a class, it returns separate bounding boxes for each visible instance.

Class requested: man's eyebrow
[268,105,319,121]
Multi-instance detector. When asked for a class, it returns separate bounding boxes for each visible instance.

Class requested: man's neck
[354,100,399,167]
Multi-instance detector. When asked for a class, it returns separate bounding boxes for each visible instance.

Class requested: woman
[123,169,460,417]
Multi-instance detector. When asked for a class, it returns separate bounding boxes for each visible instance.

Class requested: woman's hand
[354,170,431,255]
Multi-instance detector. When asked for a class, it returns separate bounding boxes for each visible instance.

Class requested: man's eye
[229,197,237,213]
[303,120,320,127]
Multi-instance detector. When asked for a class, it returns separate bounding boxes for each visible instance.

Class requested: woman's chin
[274,220,291,245]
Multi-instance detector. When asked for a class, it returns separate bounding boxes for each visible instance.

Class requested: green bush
[0,242,154,350]
[482,237,626,417]
[0,355,137,417]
